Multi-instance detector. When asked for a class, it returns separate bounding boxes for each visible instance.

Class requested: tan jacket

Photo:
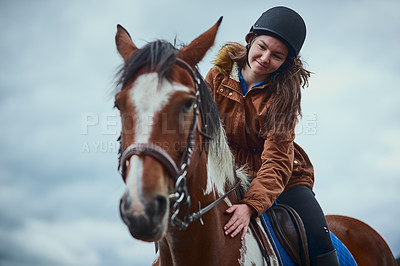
[205,45,314,216]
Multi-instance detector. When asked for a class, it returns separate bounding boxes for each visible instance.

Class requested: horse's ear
[178,17,222,68]
[115,24,138,61]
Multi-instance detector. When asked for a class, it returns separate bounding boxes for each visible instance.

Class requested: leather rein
[119,58,240,230]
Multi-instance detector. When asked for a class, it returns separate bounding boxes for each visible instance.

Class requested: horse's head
[114,18,222,241]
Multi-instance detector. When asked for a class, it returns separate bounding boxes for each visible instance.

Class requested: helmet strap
[246,34,256,68]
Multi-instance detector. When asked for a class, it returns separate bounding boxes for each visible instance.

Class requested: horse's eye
[182,98,195,113]
[114,94,122,110]
[114,100,119,110]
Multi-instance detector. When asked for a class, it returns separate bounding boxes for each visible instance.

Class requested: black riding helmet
[246,6,306,58]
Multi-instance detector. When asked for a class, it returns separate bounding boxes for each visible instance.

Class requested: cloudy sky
[1,0,399,265]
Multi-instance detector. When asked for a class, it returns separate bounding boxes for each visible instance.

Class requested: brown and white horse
[113,18,397,266]
[114,18,272,266]
[326,215,396,266]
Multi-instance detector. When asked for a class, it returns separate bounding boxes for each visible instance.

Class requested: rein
[119,58,240,230]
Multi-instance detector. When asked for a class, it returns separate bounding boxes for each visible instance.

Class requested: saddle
[264,204,310,266]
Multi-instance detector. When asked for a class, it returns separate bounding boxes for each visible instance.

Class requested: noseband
[119,58,239,230]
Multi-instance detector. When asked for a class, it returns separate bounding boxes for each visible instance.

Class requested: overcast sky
[1,0,399,265]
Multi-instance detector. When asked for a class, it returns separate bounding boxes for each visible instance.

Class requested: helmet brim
[245,29,296,58]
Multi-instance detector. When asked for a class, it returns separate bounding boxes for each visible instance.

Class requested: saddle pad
[261,213,357,266]
[330,232,357,266]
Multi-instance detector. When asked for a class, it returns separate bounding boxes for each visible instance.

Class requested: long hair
[218,42,311,141]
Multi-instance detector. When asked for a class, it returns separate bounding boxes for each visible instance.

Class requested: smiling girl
[206,6,339,265]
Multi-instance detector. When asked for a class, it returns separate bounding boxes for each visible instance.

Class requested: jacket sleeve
[205,67,223,98]
[242,136,294,216]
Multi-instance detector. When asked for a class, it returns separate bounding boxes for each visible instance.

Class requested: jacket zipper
[244,86,266,99]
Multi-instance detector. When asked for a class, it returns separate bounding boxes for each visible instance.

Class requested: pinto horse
[326,215,396,266]
[114,18,269,266]
[113,19,397,266]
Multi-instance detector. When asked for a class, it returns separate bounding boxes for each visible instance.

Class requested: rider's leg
[277,185,339,266]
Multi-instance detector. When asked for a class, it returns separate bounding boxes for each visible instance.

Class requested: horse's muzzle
[119,192,168,241]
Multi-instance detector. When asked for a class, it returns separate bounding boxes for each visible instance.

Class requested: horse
[114,18,269,266]
[326,215,397,266]
[112,18,397,266]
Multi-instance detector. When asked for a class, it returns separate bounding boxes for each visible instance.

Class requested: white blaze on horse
[113,18,397,266]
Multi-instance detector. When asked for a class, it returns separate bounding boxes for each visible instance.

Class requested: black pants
[277,185,335,258]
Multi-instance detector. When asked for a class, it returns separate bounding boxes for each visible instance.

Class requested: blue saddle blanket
[260,212,357,265]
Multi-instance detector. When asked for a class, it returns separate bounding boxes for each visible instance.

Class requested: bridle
[118,58,240,230]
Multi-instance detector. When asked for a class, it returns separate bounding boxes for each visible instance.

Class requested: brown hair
[217,42,311,140]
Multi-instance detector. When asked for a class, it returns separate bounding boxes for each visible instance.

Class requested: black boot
[310,249,340,266]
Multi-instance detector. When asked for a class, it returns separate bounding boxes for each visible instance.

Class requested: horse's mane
[115,40,248,192]
[117,40,177,90]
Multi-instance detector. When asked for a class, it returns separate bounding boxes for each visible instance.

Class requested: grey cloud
[1,0,399,264]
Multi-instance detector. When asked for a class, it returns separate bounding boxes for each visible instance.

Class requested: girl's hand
[224,204,254,240]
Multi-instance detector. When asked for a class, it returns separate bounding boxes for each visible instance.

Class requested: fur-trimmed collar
[230,62,240,82]
[213,43,246,83]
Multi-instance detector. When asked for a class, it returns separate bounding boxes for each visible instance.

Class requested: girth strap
[249,218,273,266]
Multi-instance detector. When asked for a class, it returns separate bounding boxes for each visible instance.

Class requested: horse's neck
[159,136,245,265]
[161,196,241,266]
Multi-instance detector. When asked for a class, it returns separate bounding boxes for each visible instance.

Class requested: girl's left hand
[224,204,254,240]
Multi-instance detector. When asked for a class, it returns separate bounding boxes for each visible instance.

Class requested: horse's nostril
[120,192,132,213]
[146,195,167,224]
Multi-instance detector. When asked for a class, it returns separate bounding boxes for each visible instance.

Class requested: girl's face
[247,35,288,77]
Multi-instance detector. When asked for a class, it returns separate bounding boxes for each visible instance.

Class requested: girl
[205,6,339,265]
